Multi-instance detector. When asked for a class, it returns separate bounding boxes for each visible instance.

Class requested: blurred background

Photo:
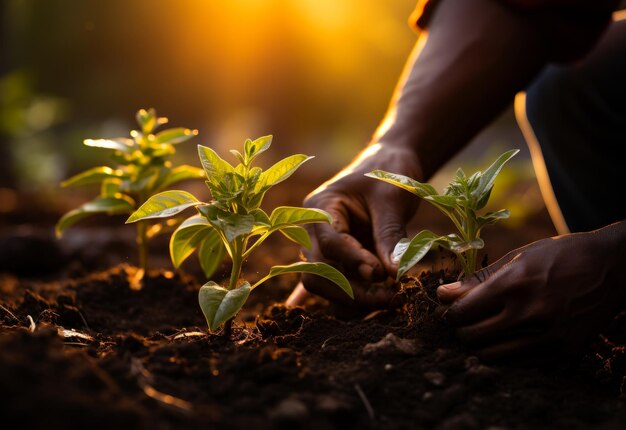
[0,0,558,274]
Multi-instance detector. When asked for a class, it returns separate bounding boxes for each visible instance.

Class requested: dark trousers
[522,14,626,233]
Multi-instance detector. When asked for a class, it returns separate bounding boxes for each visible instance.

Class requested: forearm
[373,0,548,180]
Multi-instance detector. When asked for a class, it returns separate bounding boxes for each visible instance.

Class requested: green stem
[137,220,149,273]
[228,239,244,290]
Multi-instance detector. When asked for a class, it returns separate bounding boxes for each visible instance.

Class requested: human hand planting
[300,143,422,308]
[437,221,626,361]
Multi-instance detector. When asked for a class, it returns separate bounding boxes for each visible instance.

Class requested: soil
[1,204,626,429]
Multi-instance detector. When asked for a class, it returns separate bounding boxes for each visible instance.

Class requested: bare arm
[299,0,552,306]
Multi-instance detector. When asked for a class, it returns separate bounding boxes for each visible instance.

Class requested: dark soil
[1,207,626,429]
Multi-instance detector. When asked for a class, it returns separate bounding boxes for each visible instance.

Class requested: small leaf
[269,206,332,228]
[252,208,271,226]
[395,230,443,279]
[61,166,127,187]
[365,170,438,198]
[478,209,510,228]
[136,108,157,134]
[230,149,245,165]
[56,196,135,237]
[159,165,205,189]
[423,195,458,209]
[447,236,484,254]
[255,154,312,192]
[198,205,254,243]
[220,213,254,242]
[126,190,200,223]
[169,215,214,267]
[472,149,519,209]
[244,135,272,164]
[198,281,251,332]
[254,262,353,299]
[198,145,235,184]
[197,232,226,278]
[84,138,134,152]
[155,127,198,145]
[100,179,121,197]
[279,226,312,249]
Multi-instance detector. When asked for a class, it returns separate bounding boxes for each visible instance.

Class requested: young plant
[126,135,353,332]
[366,149,519,279]
[56,108,204,273]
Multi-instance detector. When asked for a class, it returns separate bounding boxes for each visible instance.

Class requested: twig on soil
[27,315,36,333]
[354,383,375,421]
[131,358,193,414]
[0,304,18,322]
[62,342,91,347]
[170,330,206,341]
[321,335,337,349]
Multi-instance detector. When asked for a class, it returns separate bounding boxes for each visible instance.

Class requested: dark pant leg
[525,16,626,233]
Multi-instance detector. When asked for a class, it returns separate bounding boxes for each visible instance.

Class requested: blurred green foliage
[0,0,416,191]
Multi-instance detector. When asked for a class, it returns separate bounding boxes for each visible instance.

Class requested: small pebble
[362,333,418,355]
[269,397,309,421]
[424,371,446,387]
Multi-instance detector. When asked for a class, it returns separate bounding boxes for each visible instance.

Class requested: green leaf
[447,236,484,254]
[198,205,254,243]
[198,281,251,332]
[126,190,200,223]
[84,138,134,152]
[423,195,458,209]
[169,215,214,267]
[365,170,438,198]
[56,196,135,237]
[394,230,443,279]
[279,226,312,249]
[255,154,313,192]
[198,145,235,184]
[155,127,198,145]
[244,135,272,164]
[253,262,353,299]
[230,150,246,165]
[100,179,121,197]
[251,208,271,227]
[472,149,519,209]
[61,166,127,187]
[269,206,332,228]
[159,165,205,189]
[198,232,226,278]
[136,108,157,134]
[478,209,510,228]
[220,213,255,243]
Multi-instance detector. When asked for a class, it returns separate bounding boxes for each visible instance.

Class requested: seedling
[366,149,519,279]
[56,108,204,273]
[126,135,353,332]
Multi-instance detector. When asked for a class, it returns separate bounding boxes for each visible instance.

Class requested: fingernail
[439,281,462,291]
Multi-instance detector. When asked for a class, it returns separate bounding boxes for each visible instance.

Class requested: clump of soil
[1,263,626,429]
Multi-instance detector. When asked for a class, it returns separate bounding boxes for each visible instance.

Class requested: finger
[285,283,311,307]
[301,272,394,309]
[437,279,479,303]
[309,222,385,281]
[443,270,511,326]
[456,310,518,346]
[370,205,408,275]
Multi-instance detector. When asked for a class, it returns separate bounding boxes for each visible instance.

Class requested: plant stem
[137,220,149,273]
[228,239,243,290]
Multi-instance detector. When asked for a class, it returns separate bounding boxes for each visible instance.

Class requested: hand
[437,222,626,361]
[300,143,423,308]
